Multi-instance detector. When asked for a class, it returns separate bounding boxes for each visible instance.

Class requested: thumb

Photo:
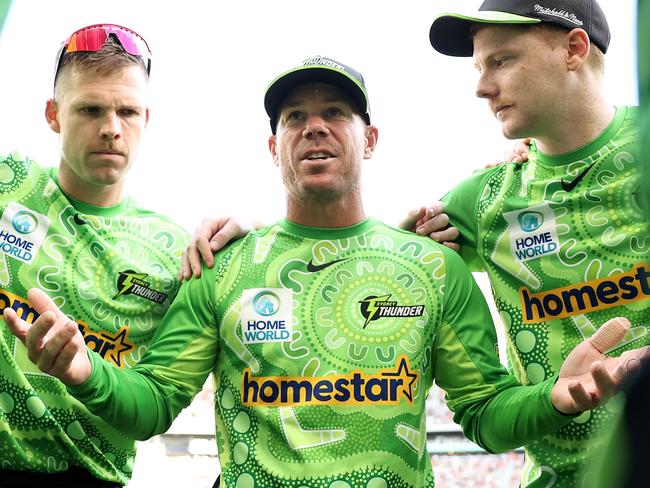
[589,317,630,353]
[3,307,29,343]
[210,220,241,252]
[27,288,63,318]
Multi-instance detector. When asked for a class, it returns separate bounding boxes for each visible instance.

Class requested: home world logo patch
[359,295,424,328]
[504,203,560,263]
[0,202,51,264]
[114,270,168,304]
[241,288,293,344]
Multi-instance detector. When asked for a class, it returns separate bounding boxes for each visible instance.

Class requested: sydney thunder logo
[114,270,168,304]
[359,295,425,328]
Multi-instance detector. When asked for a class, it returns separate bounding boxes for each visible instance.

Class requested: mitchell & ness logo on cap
[534,4,583,26]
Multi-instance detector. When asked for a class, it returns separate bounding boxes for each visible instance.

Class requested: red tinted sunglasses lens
[65,24,151,57]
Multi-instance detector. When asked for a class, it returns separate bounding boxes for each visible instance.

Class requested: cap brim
[264,66,370,132]
[429,11,541,57]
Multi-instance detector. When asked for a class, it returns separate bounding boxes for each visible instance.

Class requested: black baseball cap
[429,0,610,57]
[264,56,371,134]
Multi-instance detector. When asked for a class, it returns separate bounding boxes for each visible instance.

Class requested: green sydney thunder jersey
[443,106,647,487]
[0,154,188,484]
[71,218,572,487]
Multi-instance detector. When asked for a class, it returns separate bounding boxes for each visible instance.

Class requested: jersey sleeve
[441,169,492,271]
[432,247,572,453]
[68,261,221,440]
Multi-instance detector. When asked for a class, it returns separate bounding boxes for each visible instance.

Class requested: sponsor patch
[519,263,650,323]
[504,203,560,263]
[241,288,293,344]
[242,356,419,406]
[0,202,51,264]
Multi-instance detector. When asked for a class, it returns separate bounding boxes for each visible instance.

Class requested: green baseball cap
[264,56,371,134]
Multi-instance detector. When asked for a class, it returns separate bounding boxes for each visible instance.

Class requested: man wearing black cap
[6,56,647,487]
[422,1,647,486]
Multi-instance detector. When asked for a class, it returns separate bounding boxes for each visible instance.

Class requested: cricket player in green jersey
[415,0,649,486]
[5,56,648,488]
[0,24,191,487]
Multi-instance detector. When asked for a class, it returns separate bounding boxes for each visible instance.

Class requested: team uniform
[71,218,572,487]
[0,153,188,485]
[443,106,648,487]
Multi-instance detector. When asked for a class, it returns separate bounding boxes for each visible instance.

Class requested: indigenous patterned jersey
[443,107,648,487]
[0,154,188,484]
[72,218,571,487]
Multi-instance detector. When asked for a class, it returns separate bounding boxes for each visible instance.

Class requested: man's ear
[45,99,61,133]
[565,28,590,71]
[268,134,279,167]
[363,125,379,159]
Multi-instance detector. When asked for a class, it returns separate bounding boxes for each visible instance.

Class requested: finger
[589,317,630,353]
[27,288,65,319]
[209,220,243,254]
[426,202,445,217]
[590,360,617,399]
[399,207,426,231]
[567,380,596,412]
[49,338,79,380]
[430,226,459,243]
[417,213,449,236]
[179,249,191,281]
[187,243,204,278]
[25,311,57,363]
[3,308,29,343]
[443,241,461,252]
[197,235,214,268]
[37,320,79,373]
[610,347,650,383]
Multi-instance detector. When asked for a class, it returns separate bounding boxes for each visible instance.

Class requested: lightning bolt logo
[359,295,392,328]
[114,270,149,299]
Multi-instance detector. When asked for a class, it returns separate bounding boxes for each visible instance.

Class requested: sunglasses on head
[54,23,152,83]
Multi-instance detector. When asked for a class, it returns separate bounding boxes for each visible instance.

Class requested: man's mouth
[494,105,512,120]
[304,151,334,161]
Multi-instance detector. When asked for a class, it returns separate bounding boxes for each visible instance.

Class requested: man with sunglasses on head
[0,24,189,487]
[406,0,648,486]
[5,56,649,488]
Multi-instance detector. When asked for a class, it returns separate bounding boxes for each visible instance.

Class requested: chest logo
[504,203,561,263]
[114,270,168,304]
[241,288,293,344]
[359,295,425,328]
[560,162,596,192]
[0,202,51,264]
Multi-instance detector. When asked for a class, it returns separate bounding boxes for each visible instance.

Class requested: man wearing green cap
[5,55,647,488]
[421,0,647,486]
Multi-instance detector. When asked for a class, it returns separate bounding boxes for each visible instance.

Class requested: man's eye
[287,111,304,121]
[495,57,509,68]
[119,108,139,117]
[324,107,344,117]
[80,107,100,115]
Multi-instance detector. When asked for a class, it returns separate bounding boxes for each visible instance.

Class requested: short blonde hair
[54,36,149,98]
[470,23,605,74]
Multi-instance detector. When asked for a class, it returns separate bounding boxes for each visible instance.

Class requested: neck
[535,88,615,155]
[286,191,365,228]
[57,166,124,207]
